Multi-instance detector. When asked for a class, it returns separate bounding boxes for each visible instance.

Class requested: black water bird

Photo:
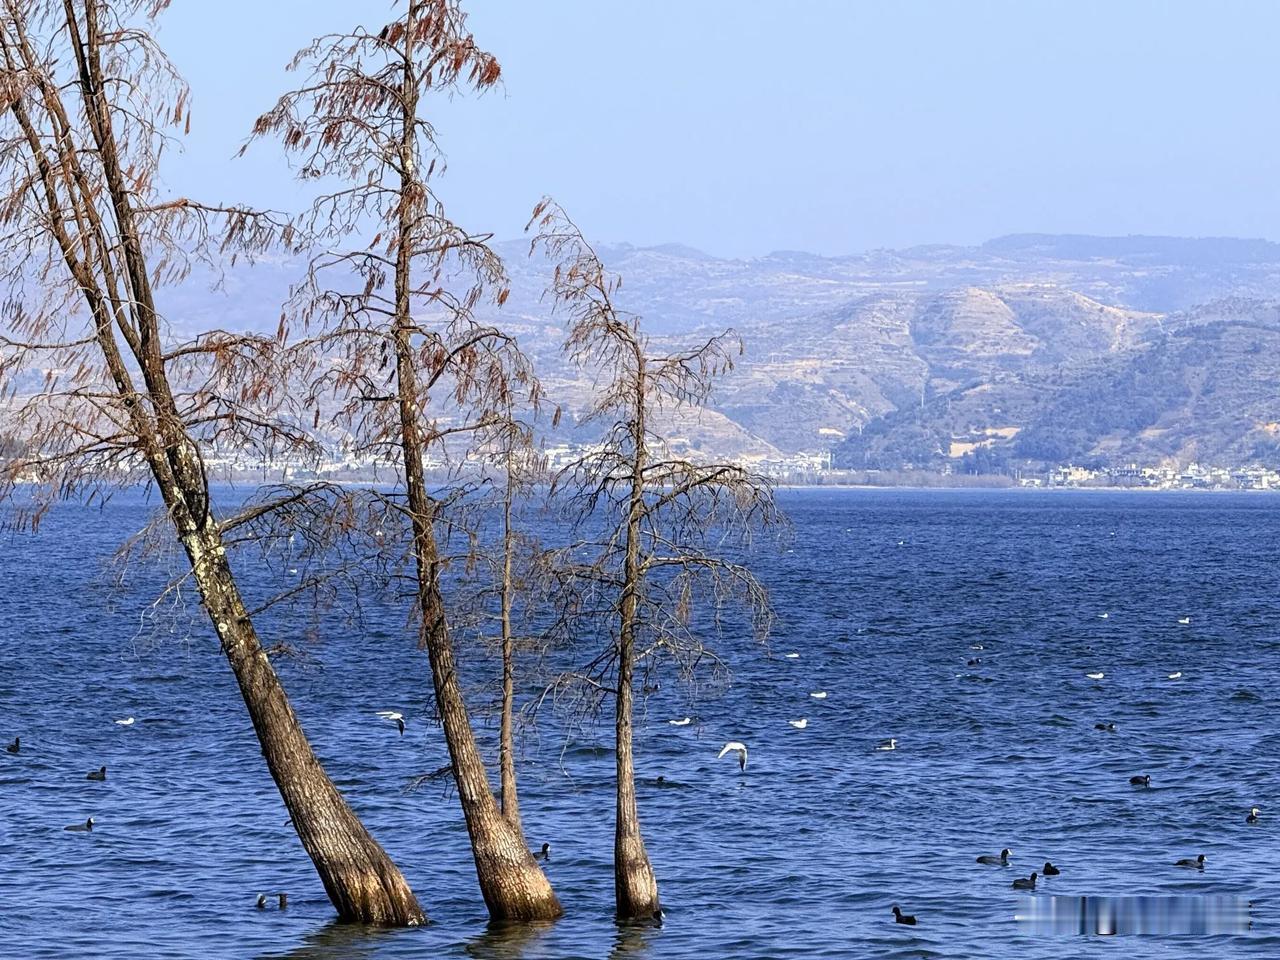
[278,893,287,909]
[86,765,106,781]
[256,894,267,909]
[64,817,94,832]
[1247,806,1260,824]
[977,848,1012,865]
[5,737,17,754]
[1175,854,1206,870]
[534,842,550,861]
[1043,861,1060,876]
[967,658,982,666]
[1094,722,1116,732]
[1012,872,1037,890]
[891,905,917,925]
[1129,774,1151,786]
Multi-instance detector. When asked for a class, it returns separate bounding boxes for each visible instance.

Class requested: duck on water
[976,848,1012,865]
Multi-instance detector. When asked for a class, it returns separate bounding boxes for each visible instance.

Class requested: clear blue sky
[157,0,1280,258]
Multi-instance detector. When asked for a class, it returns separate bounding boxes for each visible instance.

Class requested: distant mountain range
[105,234,1280,469]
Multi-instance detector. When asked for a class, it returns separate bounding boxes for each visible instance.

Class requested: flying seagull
[376,711,405,735]
[718,741,748,771]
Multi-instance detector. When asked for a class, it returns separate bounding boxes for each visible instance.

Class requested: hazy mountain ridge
[22,234,1280,468]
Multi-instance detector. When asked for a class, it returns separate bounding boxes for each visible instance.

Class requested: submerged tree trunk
[498,487,525,839]
[183,527,425,925]
[397,419,559,920]
[0,0,425,925]
[615,359,661,921]
[391,24,557,918]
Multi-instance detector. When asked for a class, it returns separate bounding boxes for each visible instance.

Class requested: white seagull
[788,719,808,729]
[1098,613,1110,620]
[1085,672,1105,680]
[376,711,406,735]
[784,652,801,660]
[1177,617,1191,625]
[1167,672,1183,680]
[668,717,693,726]
[875,738,897,751]
[113,717,135,726]
[810,691,828,699]
[718,741,748,771]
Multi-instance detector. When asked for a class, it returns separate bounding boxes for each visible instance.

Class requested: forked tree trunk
[182,525,425,925]
[390,9,557,922]
[392,346,558,920]
[614,358,661,921]
[402,485,560,921]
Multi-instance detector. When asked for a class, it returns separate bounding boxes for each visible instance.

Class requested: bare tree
[0,0,424,925]
[249,0,560,921]
[488,417,545,841]
[527,199,779,921]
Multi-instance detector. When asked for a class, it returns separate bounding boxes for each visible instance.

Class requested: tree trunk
[420,558,560,920]
[393,386,558,919]
[6,3,427,924]
[499,486,525,839]
[615,356,661,921]
[390,9,558,921]
[614,639,660,920]
[183,525,426,925]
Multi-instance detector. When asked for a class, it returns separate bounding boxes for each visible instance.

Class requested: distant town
[163,443,1280,493]
[750,452,1280,490]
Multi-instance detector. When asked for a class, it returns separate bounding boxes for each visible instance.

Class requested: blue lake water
[1,487,1278,958]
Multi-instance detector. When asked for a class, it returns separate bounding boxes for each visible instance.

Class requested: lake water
[1,488,1278,958]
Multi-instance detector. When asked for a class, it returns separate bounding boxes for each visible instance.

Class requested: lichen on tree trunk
[185,528,425,926]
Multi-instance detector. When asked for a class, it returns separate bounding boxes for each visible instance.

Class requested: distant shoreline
[770,481,1280,493]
